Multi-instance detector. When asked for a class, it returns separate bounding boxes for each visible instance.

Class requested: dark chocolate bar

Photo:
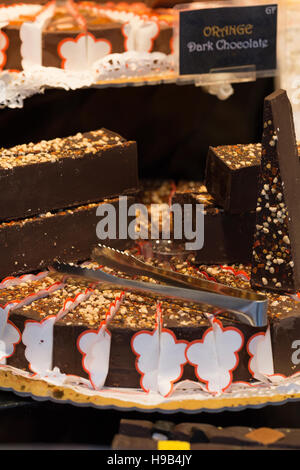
[112,418,299,449]
[205,143,300,214]
[0,129,138,222]
[251,90,300,293]
[172,182,256,264]
[0,196,134,280]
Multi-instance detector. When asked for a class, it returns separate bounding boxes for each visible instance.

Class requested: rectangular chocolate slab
[172,183,256,264]
[205,143,300,214]
[0,129,138,222]
[205,143,261,214]
[0,196,134,279]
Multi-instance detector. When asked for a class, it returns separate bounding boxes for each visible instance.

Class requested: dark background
[0,77,274,181]
[1,388,300,448]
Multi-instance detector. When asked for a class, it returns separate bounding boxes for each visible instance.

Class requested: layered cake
[1,249,300,395]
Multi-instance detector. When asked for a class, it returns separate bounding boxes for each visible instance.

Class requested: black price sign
[179,4,277,76]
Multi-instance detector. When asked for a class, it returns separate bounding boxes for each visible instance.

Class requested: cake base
[2,366,300,414]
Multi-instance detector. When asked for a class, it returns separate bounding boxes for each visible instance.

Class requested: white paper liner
[0,51,174,108]
[3,364,300,411]
[77,291,125,390]
[0,270,49,289]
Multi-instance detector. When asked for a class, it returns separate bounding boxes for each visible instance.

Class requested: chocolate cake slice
[3,252,300,389]
[0,272,64,310]
[77,2,126,54]
[2,259,266,387]
[251,90,300,293]
[7,277,96,372]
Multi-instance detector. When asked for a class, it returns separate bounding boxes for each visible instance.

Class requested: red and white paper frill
[0,270,49,290]
[20,0,56,69]
[0,272,66,365]
[132,304,188,397]
[132,307,269,396]
[0,29,8,69]
[77,291,125,390]
[122,18,159,53]
[22,288,93,379]
[186,317,244,394]
[246,327,286,384]
[0,304,21,365]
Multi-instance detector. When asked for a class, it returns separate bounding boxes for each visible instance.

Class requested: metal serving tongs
[51,244,268,327]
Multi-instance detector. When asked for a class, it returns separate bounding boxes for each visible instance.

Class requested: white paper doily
[0,52,175,108]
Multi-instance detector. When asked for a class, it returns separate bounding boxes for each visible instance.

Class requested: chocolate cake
[0,254,298,390]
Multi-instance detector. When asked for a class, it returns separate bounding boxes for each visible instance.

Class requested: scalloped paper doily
[1,365,300,413]
[0,52,174,109]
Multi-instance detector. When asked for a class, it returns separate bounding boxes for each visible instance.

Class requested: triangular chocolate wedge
[251,89,300,293]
